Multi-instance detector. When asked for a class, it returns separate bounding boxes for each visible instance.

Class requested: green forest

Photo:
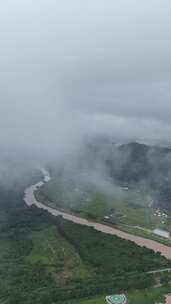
[0,181,171,304]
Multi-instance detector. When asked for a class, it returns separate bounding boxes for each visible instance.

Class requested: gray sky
[1,0,171,174]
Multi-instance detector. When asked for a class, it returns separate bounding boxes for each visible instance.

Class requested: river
[166,294,171,304]
[24,170,171,260]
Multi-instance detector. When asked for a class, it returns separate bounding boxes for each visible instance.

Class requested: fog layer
[1,0,171,182]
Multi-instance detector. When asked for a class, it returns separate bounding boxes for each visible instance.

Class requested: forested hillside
[51,140,171,213]
[0,181,170,303]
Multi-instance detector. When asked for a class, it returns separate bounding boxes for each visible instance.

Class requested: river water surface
[166,294,171,303]
[24,172,171,260]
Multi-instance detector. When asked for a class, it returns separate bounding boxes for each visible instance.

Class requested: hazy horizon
[1,0,171,182]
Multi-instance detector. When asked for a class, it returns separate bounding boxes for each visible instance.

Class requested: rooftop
[153,228,170,238]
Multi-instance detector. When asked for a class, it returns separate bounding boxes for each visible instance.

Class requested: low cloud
[0,0,171,183]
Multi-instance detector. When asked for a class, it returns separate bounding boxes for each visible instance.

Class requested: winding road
[24,170,171,260]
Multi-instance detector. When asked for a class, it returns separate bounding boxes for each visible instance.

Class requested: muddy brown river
[166,294,171,304]
[24,176,171,260]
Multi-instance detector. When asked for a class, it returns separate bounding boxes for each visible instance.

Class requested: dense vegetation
[56,217,169,275]
[0,180,171,303]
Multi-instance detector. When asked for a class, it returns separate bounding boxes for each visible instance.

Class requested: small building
[153,228,170,239]
[104,216,110,220]
[106,294,127,304]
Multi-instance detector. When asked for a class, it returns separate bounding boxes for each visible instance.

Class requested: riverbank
[23,171,171,260]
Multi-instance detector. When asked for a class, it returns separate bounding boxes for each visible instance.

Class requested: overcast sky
[1,0,171,173]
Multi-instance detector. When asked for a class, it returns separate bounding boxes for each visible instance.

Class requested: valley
[25,170,171,259]
[35,172,171,248]
[0,170,170,304]
[2,143,171,303]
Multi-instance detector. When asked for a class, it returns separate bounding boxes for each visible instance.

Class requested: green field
[77,285,171,304]
[26,225,91,285]
[36,177,171,232]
